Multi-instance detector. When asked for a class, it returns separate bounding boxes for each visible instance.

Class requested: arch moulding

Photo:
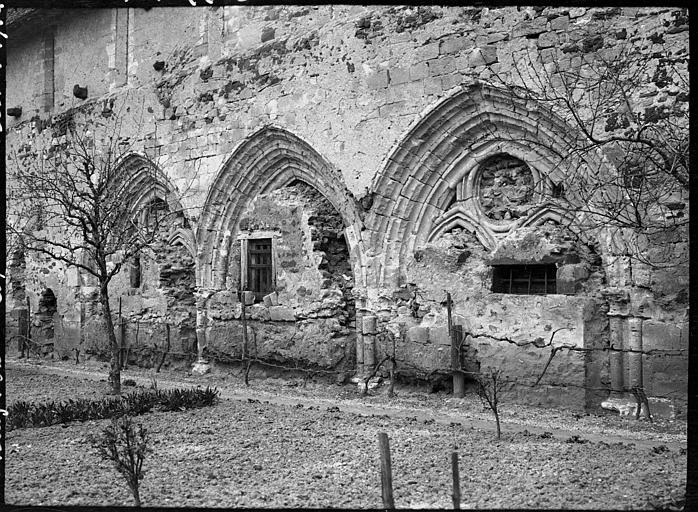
[196,125,366,291]
[366,82,606,288]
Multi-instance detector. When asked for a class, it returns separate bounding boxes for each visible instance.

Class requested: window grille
[491,264,557,295]
[247,238,273,300]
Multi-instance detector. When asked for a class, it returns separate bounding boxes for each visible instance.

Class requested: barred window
[492,264,557,295]
[247,238,273,301]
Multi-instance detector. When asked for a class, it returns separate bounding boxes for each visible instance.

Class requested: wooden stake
[451,451,461,510]
[241,293,251,386]
[378,432,395,510]
[447,292,465,397]
[452,325,465,398]
[446,292,453,334]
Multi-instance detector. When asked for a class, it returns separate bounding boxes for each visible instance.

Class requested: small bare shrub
[94,415,151,507]
[476,368,505,440]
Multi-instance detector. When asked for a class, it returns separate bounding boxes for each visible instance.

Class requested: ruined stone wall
[204,183,355,371]
[5,6,688,409]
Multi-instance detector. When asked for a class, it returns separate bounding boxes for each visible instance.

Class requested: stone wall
[5,6,688,410]
[204,182,356,371]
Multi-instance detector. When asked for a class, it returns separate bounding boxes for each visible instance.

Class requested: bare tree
[488,34,688,270]
[476,368,505,440]
[7,100,187,394]
[94,415,151,507]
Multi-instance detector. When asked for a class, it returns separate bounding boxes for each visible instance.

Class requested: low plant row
[7,386,220,430]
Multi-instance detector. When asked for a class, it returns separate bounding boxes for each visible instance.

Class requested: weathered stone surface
[269,306,296,322]
[557,264,589,295]
[4,5,687,413]
[601,396,675,419]
[427,325,450,346]
[467,46,498,66]
[512,17,547,38]
[362,315,377,334]
[537,31,559,48]
[407,326,428,343]
[366,69,389,89]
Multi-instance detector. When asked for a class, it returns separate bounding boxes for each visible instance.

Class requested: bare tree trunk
[494,408,501,440]
[101,283,121,395]
[131,482,141,507]
[241,297,251,386]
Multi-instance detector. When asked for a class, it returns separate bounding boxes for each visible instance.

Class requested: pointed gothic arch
[365,82,605,287]
[111,153,187,219]
[197,125,365,290]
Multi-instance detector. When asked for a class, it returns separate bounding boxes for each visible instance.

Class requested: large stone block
[428,325,450,346]
[427,55,456,76]
[66,267,79,287]
[537,31,559,49]
[512,17,547,38]
[642,320,688,401]
[409,61,429,81]
[362,315,378,334]
[642,320,687,352]
[263,291,279,307]
[389,67,410,85]
[242,291,255,305]
[407,326,429,343]
[467,46,498,67]
[366,69,389,89]
[549,15,570,30]
[269,306,296,322]
[439,35,472,55]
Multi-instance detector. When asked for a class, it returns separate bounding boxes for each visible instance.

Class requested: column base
[600,394,675,420]
[191,359,211,375]
[356,376,383,392]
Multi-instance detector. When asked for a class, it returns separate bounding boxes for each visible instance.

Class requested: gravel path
[4,357,687,508]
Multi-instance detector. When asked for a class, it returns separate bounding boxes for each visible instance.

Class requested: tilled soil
[5,358,687,509]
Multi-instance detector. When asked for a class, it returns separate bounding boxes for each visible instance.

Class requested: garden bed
[5,358,687,509]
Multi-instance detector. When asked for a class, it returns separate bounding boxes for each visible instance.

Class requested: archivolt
[366,82,601,288]
[197,125,365,290]
[112,153,185,219]
[167,228,197,258]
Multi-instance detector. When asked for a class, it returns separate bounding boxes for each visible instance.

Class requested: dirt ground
[4,356,687,509]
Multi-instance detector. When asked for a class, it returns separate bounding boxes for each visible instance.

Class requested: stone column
[195,308,207,362]
[192,293,211,375]
[362,315,377,371]
[608,316,625,396]
[355,320,365,377]
[627,317,643,389]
